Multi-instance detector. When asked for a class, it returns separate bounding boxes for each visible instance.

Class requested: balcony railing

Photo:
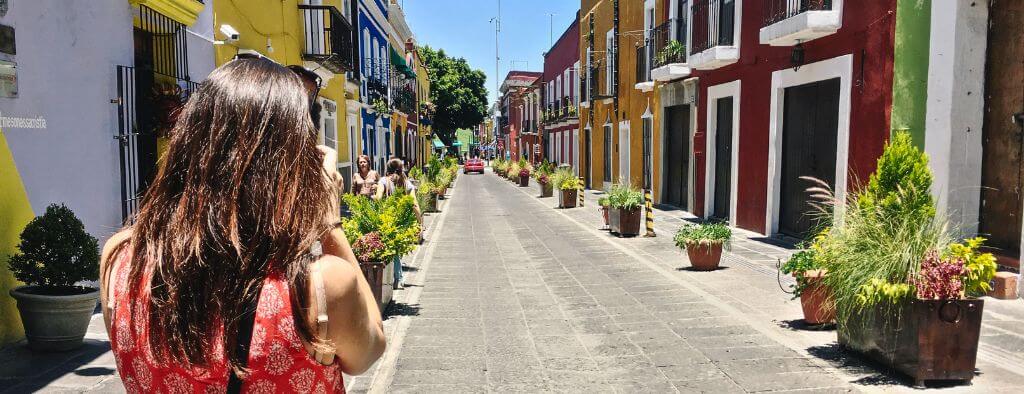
[636,45,651,83]
[762,0,833,27]
[366,78,388,105]
[299,4,357,74]
[691,0,735,54]
[651,18,687,68]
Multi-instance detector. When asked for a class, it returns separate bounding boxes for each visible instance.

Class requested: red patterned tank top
[108,253,344,393]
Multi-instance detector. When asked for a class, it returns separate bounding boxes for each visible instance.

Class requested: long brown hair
[117,58,333,372]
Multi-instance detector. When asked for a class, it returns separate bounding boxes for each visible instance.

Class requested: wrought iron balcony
[366,78,388,105]
[299,4,356,74]
[763,0,833,27]
[691,0,735,55]
[759,0,839,46]
[651,18,687,68]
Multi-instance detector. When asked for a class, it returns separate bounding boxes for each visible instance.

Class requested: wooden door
[779,78,840,239]
[979,0,1024,261]
[663,105,690,210]
[712,97,733,221]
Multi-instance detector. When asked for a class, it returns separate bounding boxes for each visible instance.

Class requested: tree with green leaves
[418,45,489,145]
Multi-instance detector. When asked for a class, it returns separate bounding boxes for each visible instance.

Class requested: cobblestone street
[346,170,1024,393]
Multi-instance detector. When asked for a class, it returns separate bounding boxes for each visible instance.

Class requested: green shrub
[341,194,421,262]
[597,197,610,207]
[673,222,731,250]
[7,204,99,290]
[857,131,935,222]
[780,247,826,299]
[607,183,643,210]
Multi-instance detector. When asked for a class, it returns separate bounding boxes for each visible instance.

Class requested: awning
[390,48,416,78]
[432,138,446,149]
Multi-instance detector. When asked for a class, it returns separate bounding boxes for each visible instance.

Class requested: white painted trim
[765,54,853,235]
[758,0,844,46]
[704,80,741,225]
[619,120,631,186]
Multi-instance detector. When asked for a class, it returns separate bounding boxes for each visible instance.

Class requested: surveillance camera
[220,24,240,42]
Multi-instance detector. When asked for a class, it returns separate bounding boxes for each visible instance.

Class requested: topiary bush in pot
[7,204,100,351]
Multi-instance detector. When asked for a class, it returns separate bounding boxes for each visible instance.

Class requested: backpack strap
[308,241,336,365]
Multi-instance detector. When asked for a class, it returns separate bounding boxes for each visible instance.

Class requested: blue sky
[402,0,581,105]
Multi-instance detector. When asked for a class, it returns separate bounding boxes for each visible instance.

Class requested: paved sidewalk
[364,172,857,393]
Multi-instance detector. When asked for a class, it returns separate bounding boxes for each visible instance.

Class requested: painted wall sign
[0,60,15,97]
[0,112,46,129]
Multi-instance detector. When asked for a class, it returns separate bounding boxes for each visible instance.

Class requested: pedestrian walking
[352,154,380,197]
[375,157,421,289]
[98,57,385,393]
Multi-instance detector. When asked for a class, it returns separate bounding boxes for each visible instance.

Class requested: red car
[463,158,485,174]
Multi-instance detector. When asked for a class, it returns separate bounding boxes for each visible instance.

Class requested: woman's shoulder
[101,229,133,270]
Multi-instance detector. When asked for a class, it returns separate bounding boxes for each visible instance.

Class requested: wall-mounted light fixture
[791,42,805,71]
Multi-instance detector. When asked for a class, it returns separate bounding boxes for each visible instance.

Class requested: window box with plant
[371,97,390,114]
[607,184,643,237]
[551,167,581,208]
[674,222,732,271]
[342,193,421,312]
[780,237,834,325]
[7,204,100,351]
[813,132,996,386]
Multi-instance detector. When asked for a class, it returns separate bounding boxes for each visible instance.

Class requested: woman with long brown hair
[99,58,385,393]
[351,154,379,196]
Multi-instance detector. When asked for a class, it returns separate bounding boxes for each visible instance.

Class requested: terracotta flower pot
[601,206,610,227]
[685,243,723,271]
[797,270,835,325]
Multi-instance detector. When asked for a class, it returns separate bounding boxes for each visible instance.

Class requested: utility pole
[547,13,556,49]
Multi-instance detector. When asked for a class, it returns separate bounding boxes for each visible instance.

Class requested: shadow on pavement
[385,302,421,319]
[677,266,731,272]
[776,319,836,332]
[806,343,908,387]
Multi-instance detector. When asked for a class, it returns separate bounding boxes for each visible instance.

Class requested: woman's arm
[311,256,386,375]
[99,230,132,334]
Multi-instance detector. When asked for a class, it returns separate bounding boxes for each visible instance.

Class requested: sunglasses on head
[233,52,322,102]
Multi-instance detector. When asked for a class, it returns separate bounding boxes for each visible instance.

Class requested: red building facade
[542,13,581,169]
[657,0,896,236]
[499,71,542,161]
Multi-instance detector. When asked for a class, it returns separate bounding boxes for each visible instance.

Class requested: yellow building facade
[212,0,360,186]
[579,0,662,194]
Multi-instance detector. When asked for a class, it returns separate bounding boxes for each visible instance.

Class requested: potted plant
[814,132,996,386]
[607,184,643,237]
[551,167,580,208]
[534,160,554,197]
[780,241,834,325]
[656,40,686,66]
[518,167,531,187]
[674,222,731,271]
[507,162,521,183]
[342,194,421,312]
[598,197,611,229]
[7,204,100,351]
[417,182,439,213]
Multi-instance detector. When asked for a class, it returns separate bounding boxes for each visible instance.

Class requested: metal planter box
[838,299,984,386]
[560,189,578,208]
[609,207,641,236]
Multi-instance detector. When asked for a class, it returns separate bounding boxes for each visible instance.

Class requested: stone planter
[359,261,395,314]
[685,243,724,271]
[539,182,553,198]
[559,188,578,208]
[9,286,100,351]
[608,207,641,236]
[797,270,835,325]
[838,299,984,386]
